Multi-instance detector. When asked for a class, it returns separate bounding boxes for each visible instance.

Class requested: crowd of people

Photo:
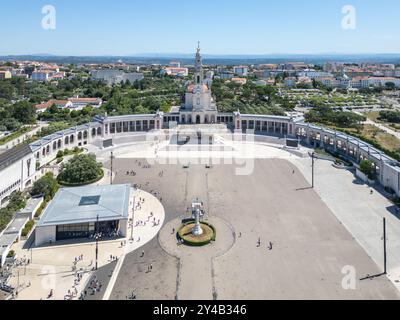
[80,275,102,299]
[64,255,86,300]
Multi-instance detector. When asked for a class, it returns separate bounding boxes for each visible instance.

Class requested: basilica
[179,43,218,124]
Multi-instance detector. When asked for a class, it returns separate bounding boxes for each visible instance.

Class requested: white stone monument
[191,199,205,236]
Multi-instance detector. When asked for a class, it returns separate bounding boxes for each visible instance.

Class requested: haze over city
[1,0,400,56]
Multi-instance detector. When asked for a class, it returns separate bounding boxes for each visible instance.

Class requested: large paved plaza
[106,154,400,300]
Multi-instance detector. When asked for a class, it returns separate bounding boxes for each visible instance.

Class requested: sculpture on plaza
[177,198,216,246]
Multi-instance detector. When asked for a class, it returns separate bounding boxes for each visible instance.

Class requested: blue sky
[1,0,399,55]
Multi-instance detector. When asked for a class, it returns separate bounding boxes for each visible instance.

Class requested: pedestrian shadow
[295,187,312,191]
[359,272,386,281]
[351,178,365,185]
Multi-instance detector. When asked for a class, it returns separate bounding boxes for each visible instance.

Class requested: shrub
[7,250,15,258]
[178,221,216,246]
[35,200,48,218]
[73,146,81,154]
[21,220,35,237]
[56,150,64,158]
[30,172,59,201]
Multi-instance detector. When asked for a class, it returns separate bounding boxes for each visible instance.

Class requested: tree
[359,160,376,180]
[58,153,103,184]
[30,172,59,200]
[305,106,365,128]
[385,82,396,90]
[0,118,22,131]
[0,80,14,100]
[12,101,37,124]
[379,110,400,123]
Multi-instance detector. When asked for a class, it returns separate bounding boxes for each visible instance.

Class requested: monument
[191,199,205,236]
[177,198,216,246]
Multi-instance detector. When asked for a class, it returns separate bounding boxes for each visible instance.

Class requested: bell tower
[194,41,203,85]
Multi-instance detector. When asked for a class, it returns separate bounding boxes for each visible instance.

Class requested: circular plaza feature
[178,221,216,246]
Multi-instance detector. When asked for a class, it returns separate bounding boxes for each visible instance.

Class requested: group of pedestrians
[72,254,84,271]
[87,275,102,296]
[126,290,137,300]
[16,258,30,267]
[109,255,118,262]
[256,237,274,250]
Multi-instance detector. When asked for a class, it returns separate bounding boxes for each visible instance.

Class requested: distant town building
[297,71,334,80]
[284,77,297,87]
[160,67,189,77]
[90,69,144,85]
[35,100,71,113]
[68,97,103,110]
[169,61,181,68]
[31,70,54,81]
[35,97,103,113]
[231,77,247,85]
[253,80,267,86]
[219,71,234,79]
[234,66,249,77]
[0,70,12,79]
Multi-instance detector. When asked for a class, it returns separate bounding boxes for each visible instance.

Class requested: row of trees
[378,110,400,123]
[212,79,295,115]
[305,105,366,128]
[0,100,37,131]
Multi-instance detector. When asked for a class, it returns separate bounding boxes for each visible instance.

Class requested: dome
[187,84,208,93]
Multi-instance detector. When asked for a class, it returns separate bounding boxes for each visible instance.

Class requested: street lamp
[130,194,135,241]
[110,151,115,185]
[309,151,316,189]
[94,214,101,271]
[383,217,387,275]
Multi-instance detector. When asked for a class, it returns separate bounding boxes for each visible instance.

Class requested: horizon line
[2,52,400,58]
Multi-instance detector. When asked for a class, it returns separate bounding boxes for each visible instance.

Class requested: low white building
[0,144,37,207]
[35,184,131,247]
[68,97,103,110]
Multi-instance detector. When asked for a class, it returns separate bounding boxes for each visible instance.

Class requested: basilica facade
[179,43,218,124]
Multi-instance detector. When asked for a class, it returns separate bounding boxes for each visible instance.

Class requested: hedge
[58,169,104,187]
[178,221,216,246]
[7,250,15,258]
[21,220,35,237]
[35,201,48,218]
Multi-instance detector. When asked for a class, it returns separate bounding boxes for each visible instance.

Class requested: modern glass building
[35,184,131,246]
